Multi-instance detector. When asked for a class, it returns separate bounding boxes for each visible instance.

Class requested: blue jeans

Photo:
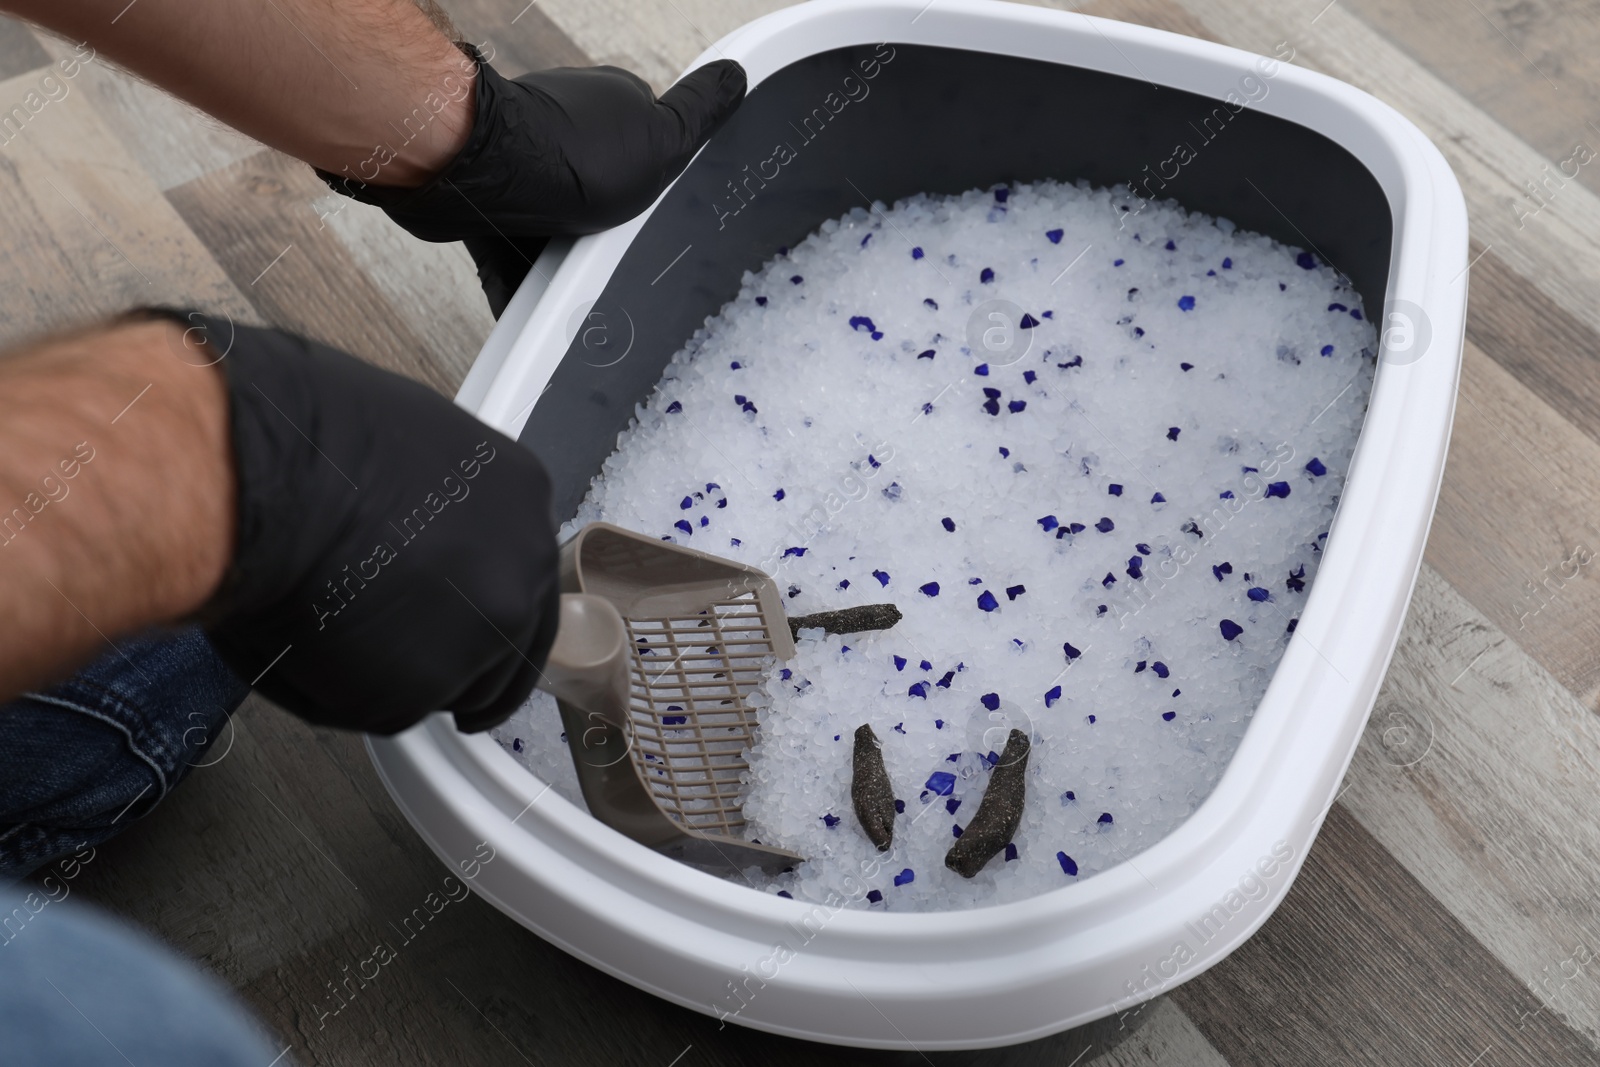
[0,626,250,879]
[1,887,283,1065]
[0,628,280,1064]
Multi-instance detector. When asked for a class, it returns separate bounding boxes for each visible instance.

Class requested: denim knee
[0,626,249,879]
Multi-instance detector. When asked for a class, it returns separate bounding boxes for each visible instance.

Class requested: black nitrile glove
[317,46,748,316]
[164,311,561,736]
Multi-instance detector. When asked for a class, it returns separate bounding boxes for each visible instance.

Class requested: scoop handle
[536,593,632,729]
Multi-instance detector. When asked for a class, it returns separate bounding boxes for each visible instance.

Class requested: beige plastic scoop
[536,522,802,876]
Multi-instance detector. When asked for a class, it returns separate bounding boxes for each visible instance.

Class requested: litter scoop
[535,522,899,877]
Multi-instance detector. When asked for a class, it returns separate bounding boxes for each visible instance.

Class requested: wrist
[333,41,480,189]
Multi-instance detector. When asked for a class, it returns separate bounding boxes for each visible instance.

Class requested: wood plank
[443,0,591,78]
[1089,998,1231,1067]
[1081,0,1222,42]
[1425,339,1600,707]
[532,0,766,90]
[29,31,262,192]
[166,149,459,395]
[1340,0,1594,177]
[0,65,254,344]
[313,195,495,389]
[0,14,47,79]
[1343,565,1600,1045]
[1464,239,1600,442]
[1172,803,1599,1065]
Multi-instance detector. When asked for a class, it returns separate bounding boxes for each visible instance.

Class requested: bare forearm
[0,0,476,186]
[0,319,233,701]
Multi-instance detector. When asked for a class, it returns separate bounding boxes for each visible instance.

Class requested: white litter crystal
[494,179,1376,912]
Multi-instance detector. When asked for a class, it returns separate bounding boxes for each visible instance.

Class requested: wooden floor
[9,0,1600,1062]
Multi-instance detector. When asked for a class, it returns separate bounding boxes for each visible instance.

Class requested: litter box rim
[369,0,1468,1049]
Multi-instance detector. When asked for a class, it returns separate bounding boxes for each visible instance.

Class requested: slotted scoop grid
[546,522,803,875]
[626,595,778,835]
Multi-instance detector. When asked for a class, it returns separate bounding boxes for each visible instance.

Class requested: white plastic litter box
[368,0,1468,1049]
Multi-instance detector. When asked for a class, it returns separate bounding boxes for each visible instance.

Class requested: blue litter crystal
[1109,484,1123,496]
[908,681,929,699]
[1296,252,1316,270]
[980,267,995,283]
[925,771,957,795]
[1177,295,1196,311]
[867,889,883,903]
[663,715,687,725]
[783,546,807,557]
[977,590,999,612]
[1152,662,1169,678]
[1248,587,1271,602]
[1037,515,1059,531]
[1063,642,1082,660]
[665,400,682,413]
[873,569,890,586]
[1095,517,1115,533]
[773,488,785,501]
[1045,685,1061,708]
[912,246,924,259]
[1004,843,1019,862]
[945,797,961,814]
[920,581,940,597]
[674,520,693,535]
[893,655,907,671]
[1220,619,1244,641]
[1306,457,1327,476]
[822,813,840,827]
[1019,313,1039,329]
[1098,812,1113,825]
[1265,482,1291,499]
[894,868,915,886]
[942,516,956,532]
[980,692,1000,711]
[1057,852,1079,876]
[1046,228,1064,243]
[1006,584,1026,600]
[1167,426,1181,441]
[894,799,906,813]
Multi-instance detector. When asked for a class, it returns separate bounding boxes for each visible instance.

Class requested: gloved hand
[318,46,748,316]
[157,310,561,736]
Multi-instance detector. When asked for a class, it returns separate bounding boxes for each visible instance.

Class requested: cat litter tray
[367,0,1466,1049]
